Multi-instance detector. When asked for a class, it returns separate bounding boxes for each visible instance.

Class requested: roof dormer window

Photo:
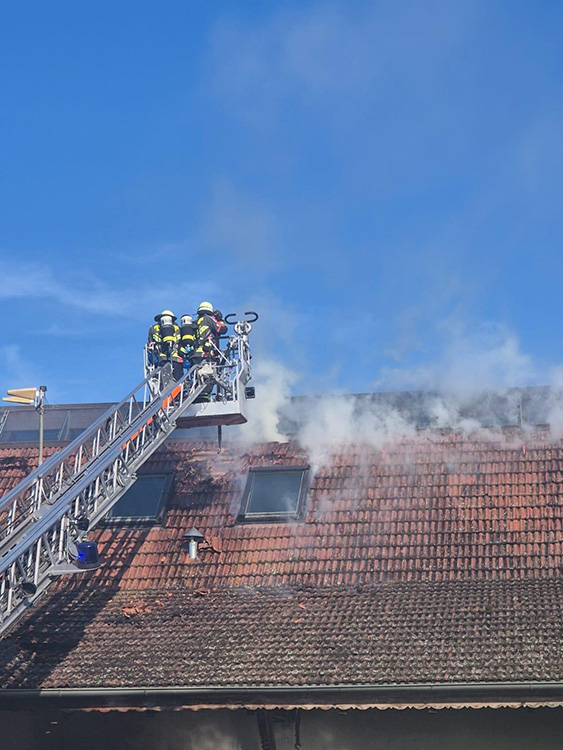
[106,472,171,523]
[238,466,309,523]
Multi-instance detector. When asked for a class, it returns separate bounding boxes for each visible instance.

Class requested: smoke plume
[234,322,563,472]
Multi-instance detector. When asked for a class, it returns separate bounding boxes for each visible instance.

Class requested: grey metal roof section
[0,385,559,446]
[279,385,558,435]
[0,403,117,444]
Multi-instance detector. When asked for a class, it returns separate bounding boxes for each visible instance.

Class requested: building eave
[3,682,563,711]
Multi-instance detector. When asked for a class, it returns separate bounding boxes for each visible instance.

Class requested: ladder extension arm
[0,365,173,544]
[0,364,207,636]
[0,314,256,637]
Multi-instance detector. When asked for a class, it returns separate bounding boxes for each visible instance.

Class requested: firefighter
[194,302,226,362]
[158,310,179,356]
[159,310,182,379]
[151,310,180,370]
[192,302,226,400]
[147,314,166,367]
[177,314,196,380]
[179,314,196,363]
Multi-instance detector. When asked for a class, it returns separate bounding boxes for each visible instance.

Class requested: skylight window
[0,405,117,444]
[238,467,309,522]
[106,473,171,522]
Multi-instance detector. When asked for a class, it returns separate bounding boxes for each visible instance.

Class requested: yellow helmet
[197,301,213,314]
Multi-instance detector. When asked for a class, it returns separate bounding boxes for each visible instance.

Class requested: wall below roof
[3,706,563,750]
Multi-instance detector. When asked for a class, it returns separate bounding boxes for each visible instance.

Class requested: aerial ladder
[0,314,256,637]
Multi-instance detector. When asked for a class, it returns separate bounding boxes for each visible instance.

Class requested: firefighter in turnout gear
[158,311,179,354]
[179,315,196,362]
[147,315,166,367]
[194,302,227,360]
[192,302,227,400]
[159,311,182,380]
[149,311,180,372]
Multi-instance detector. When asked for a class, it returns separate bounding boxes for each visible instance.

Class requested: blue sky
[1,1,563,404]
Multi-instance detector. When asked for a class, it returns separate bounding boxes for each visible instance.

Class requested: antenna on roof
[2,385,47,465]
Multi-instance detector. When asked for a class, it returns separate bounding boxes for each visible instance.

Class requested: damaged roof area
[1,432,563,707]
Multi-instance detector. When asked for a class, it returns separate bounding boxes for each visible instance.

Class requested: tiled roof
[0,446,43,493]
[1,432,563,695]
[3,579,563,690]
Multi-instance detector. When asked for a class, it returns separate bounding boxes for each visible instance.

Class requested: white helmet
[154,309,176,322]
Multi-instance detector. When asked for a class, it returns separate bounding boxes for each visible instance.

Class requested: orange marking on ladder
[122,385,182,449]
[124,416,153,448]
[162,384,182,410]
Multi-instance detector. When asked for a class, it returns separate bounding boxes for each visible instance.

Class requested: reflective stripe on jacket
[149,323,179,344]
[195,314,222,356]
[148,324,161,344]
[160,323,179,345]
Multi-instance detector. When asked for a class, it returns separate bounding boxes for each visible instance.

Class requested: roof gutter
[3,682,563,711]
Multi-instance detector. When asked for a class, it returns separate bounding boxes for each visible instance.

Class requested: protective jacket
[147,324,161,345]
[195,314,226,358]
[148,322,180,345]
[147,323,166,364]
[149,322,179,363]
[160,323,180,346]
[179,321,196,360]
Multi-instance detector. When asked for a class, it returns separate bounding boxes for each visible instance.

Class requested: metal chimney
[183,527,205,560]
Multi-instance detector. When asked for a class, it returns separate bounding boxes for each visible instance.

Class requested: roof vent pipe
[183,527,205,560]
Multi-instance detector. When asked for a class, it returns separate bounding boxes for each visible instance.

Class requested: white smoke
[376,322,537,393]
[295,394,414,473]
[232,321,563,472]
[238,359,298,443]
[544,366,563,434]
